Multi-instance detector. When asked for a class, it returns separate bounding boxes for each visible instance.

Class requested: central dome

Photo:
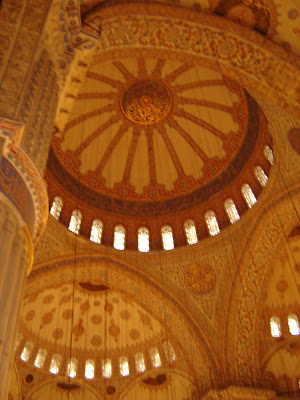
[121,80,172,125]
[46,50,271,249]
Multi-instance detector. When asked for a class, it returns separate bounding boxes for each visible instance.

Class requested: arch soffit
[120,367,197,399]
[24,376,104,400]
[224,184,300,385]
[29,252,224,389]
[60,2,300,120]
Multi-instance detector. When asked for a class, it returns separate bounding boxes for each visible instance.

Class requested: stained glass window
[102,359,112,378]
[241,184,257,209]
[184,220,198,245]
[50,196,63,220]
[138,227,150,252]
[135,352,146,373]
[288,314,300,336]
[255,166,268,187]
[20,342,34,362]
[270,316,281,338]
[150,347,161,368]
[67,357,78,378]
[161,226,174,250]
[34,348,47,368]
[224,199,240,224]
[49,354,61,374]
[68,210,82,235]
[120,356,130,376]
[163,341,176,362]
[90,219,103,244]
[264,145,274,165]
[205,211,220,236]
[113,225,125,250]
[85,359,95,379]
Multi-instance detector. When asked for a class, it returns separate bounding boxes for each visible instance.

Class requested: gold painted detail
[184,263,216,294]
[121,80,172,125]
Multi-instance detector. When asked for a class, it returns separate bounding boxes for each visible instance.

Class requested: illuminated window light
[205,211,220,236]
[288,314,300,336]
[67,357,78,378]
[224,199,240,224]
[120,356,130,376]
[102,359,112,378]
[161,226,174,250]
[270,316,281,338]
[264,145,274,165]
[68,210,82,235]
[255,166,268,187]
[135,352,146,373]
[150,347,161,368]
[113,225,125,250]
[163,341,176,362]
[184,220,198,245]
[138,227,150,252]
[90,219,103,244]
[20,342,34,362]
[50,196,63,220]
[34,348,47,368]
[85,359,95,379]
[242,184,257,209]
[49,354,61,374]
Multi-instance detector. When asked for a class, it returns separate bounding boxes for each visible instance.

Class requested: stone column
[0,197,33,399]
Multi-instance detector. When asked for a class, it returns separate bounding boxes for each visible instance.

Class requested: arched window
[205,211,220,236]
[264,145,274,165]
[163,341,176,362]
[255,166,268,187]
[15,333,22,351]
[102,359,112,378]
[270,316,281,338]
[85,359,95,379]
[67,357,78,378]
[20,342,34,362]
[49,354,62,374]
[150,347,161,368]
[138,227,150,252]
[90,219,103,244]
[120,356,130,376]
[288,314,300,336]
[68,210,82,235]
[34,348,47,368]
[161,225,174,250]
[224,199,240,224]
[135,352,146,373]
[241,184,257,209]
[50,196,63,220]
[113,225,125,250]
[184,220,198,245]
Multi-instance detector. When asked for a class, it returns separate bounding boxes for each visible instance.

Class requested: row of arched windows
[50,147,273,250]
[270,314,300,337]
[18,338,176,378]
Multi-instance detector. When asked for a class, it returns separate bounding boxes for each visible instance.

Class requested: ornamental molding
[60,2,300,119]
[0,117,48,240]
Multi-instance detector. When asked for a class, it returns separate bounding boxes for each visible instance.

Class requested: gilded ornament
[121,80,172,125]
[184,263,216,294]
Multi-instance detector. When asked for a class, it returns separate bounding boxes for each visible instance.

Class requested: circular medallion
[184,263,216,294]
[121,80,172,125]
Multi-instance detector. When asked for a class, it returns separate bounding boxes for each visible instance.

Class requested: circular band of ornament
[121,80,172,125]
[184,263,216,294]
